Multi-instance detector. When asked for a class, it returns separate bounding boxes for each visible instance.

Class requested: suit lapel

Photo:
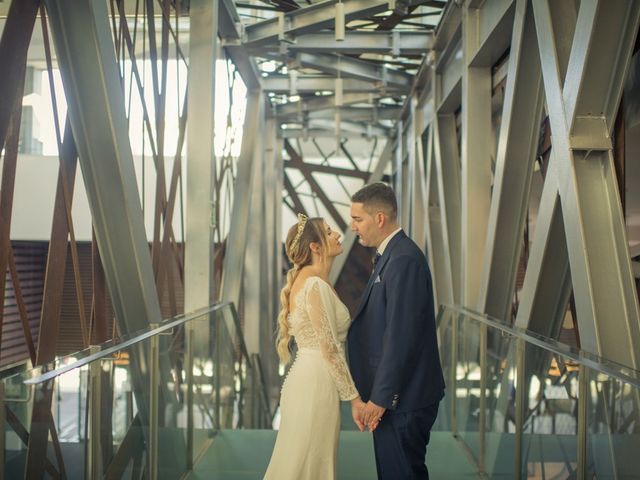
[351,231,406,322]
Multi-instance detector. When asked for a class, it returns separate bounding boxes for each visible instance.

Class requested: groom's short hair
[352,182,398,221]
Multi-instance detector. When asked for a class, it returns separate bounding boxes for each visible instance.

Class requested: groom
[347,182,445,479]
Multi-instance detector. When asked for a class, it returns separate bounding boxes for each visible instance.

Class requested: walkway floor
[190,429,479,479]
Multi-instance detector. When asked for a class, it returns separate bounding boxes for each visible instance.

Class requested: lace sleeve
[305,279,359,401]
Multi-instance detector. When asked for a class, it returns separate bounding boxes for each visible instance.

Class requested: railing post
[0,381,5,480]
[186,325,194,469]
[149,325,160,480]
[577,365,588,480]
[515,337,525,480]
[86,346,102,479]
[451,311,458,436]
[215,316,221,430]
[479,323,487,473]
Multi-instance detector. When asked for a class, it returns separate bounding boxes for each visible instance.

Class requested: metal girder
[275,92,373,118]
[279,127,384,139]
[329,136,393,284]
[518,0,640,368]
[433,111,462,306]
[284,140,347,231]
[460,4,492,307]
[263,75,404,94]
[219,0,242,39]
[244,109,266,355]
[469,0,515,67]
[424,118,452,308]
[477,0,544,321]
[284,159,370,180]
[410,97,429,253]
[515,172,572,337]
[248,31,433,55]
[292,51,413,89]
[289,105,401,122]
[219,0,262,89]
[281,119,388,137]
[220,90,264,306]
[243,0,433,47]
[225,44,263,91]
[185,0,217,316]
[44,0,162,339]
[284,172,308,216]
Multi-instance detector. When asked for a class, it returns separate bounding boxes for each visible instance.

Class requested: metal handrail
[24,302,231,385]
[445,304,640,389]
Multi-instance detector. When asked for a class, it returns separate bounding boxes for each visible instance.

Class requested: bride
[264,214,367,479]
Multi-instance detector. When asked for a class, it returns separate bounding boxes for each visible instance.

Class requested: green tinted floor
[189,429,479,479]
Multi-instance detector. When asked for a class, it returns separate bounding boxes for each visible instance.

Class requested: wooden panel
[1,241,46,368]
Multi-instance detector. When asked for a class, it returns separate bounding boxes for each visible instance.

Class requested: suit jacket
[347,230,445,412]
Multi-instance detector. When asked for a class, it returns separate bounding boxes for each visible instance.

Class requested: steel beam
[285,159,370,180]
[275,92,373,118]
[433,112,461,305]
[278,105,401,122]
[423,124,451,307]
[185,0,217,314]
[524,0,640,367]
[263,75,404,94]
[220,90,264,306]
[281,119,388,138]
[460,3,492,307]
[292,52,413,89]
[469,0,515,67]
[284,172,308,216]
[248,31,433,55]
[243,0,432,47]
[279,127,384,139]
[44,0,162,326]
[478,0,544,320]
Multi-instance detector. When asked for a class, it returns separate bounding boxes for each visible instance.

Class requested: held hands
[351,397,386,432]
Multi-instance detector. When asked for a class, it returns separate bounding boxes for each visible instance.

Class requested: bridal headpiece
[289,213,308,257]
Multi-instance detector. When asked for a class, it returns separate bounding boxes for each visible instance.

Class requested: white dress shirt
[377,227,402,256]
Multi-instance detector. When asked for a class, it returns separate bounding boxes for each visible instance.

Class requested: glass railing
[437,304,640,479]
[0,302,273,479]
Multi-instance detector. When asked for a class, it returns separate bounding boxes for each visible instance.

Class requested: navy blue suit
[348,230,445,479]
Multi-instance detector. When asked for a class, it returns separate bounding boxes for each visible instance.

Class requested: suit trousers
[372,402,440,479]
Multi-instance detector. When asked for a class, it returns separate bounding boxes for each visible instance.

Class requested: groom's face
[350,202,379,248]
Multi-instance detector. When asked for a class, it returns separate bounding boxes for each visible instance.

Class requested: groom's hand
[363,401,386,431]
[350,397,366,432]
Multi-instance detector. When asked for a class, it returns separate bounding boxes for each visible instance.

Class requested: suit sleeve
[306,279,359,401]
[369,255,429,409]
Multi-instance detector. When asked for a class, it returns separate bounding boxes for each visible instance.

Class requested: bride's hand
[350,397,366,432]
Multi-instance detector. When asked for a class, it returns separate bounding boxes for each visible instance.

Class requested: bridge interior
[1,0,640,478]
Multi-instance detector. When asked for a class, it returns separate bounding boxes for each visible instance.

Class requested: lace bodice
[289,277,358,401]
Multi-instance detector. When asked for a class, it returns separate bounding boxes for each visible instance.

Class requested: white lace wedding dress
[264,276,358,480]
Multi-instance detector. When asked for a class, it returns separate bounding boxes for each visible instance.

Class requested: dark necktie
[372,252,381,268]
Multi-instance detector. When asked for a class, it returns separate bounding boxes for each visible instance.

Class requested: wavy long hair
[276,217,329,363]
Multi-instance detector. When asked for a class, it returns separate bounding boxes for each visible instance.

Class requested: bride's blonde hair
[276,214,329,363]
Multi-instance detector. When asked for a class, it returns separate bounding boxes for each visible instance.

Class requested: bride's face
[324,221,343,257]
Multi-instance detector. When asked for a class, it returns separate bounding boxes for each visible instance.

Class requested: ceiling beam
[275,92,373,117]
[291,51,413,88]
[243,0,435,47]
[248,31,433,55]
[285,160,370,179]
[262,74,406,94]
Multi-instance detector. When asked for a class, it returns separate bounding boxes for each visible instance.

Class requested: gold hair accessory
[289,213,308,256]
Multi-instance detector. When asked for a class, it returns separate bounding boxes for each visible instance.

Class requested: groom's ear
[375,211,386,228]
